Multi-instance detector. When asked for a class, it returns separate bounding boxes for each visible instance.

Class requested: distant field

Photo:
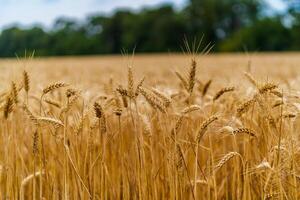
[1,53,300,199]
[1,53,300,89]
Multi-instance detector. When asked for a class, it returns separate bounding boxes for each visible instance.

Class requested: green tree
[219,17,291,51]
[285,0,300,50]
[0,27,49,57]
[185,0,262,49]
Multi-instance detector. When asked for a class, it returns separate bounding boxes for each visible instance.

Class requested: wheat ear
[196,115,218,143]
[213,87,235,101]
[150,88,171,107]
[23,70,30,93]
[214,152,240,172]
[175,71,188,91]
[139,87,167,113]
[202,79,212,97]
[43,82,68,94]
[188,59,196,93]
[233,128,256,137]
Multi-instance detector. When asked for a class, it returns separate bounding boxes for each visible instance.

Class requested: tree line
[0,0,299,57]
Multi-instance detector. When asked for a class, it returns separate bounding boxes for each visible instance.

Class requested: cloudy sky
[0,0,286,30]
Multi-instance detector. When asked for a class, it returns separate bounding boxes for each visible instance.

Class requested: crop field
[1,53,300,199]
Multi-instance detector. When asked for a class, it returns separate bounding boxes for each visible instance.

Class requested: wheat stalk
[135,76,145,97]
[94,102,107,134]
[44,98,61,108]
[113,94,123,116]
[36,117,64,127]
[202,79,212,97]
[139,87,167,113]
[11,81,19,104]
[23,104,38,125]
[214,152,240,172]
[127,66,134,98]
[150,88,171,107]
[66,88,77,98]
[32,130,39,155]
[3,96,13,119]
[258,83,278,94]
[233,128,256,137]
[196,115,218,143]
[94,102,103,119]
[188,59,196,93]
[237,98,256,117]
[141,115,152,137]
[43,82,68,94]
[23,70,30,93]
[175,71,188,91]
[213,87,235,101]
[182,104,202,114]
[244,72,258,87]
[20,171,44,200]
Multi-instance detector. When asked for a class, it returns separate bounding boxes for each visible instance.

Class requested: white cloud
[0,0,186,29]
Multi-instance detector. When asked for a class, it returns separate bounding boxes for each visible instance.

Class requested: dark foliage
[0,0,299,57]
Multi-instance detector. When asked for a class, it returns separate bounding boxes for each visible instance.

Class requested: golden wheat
[0,54,299,200]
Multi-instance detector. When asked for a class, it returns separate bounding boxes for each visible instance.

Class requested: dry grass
[0,53,300,199]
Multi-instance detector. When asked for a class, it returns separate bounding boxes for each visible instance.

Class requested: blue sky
[0,0,286,30]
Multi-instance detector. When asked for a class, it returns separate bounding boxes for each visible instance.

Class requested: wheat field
[1,53,300,199]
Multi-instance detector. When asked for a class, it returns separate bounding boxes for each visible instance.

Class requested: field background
[1,53,300,89]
